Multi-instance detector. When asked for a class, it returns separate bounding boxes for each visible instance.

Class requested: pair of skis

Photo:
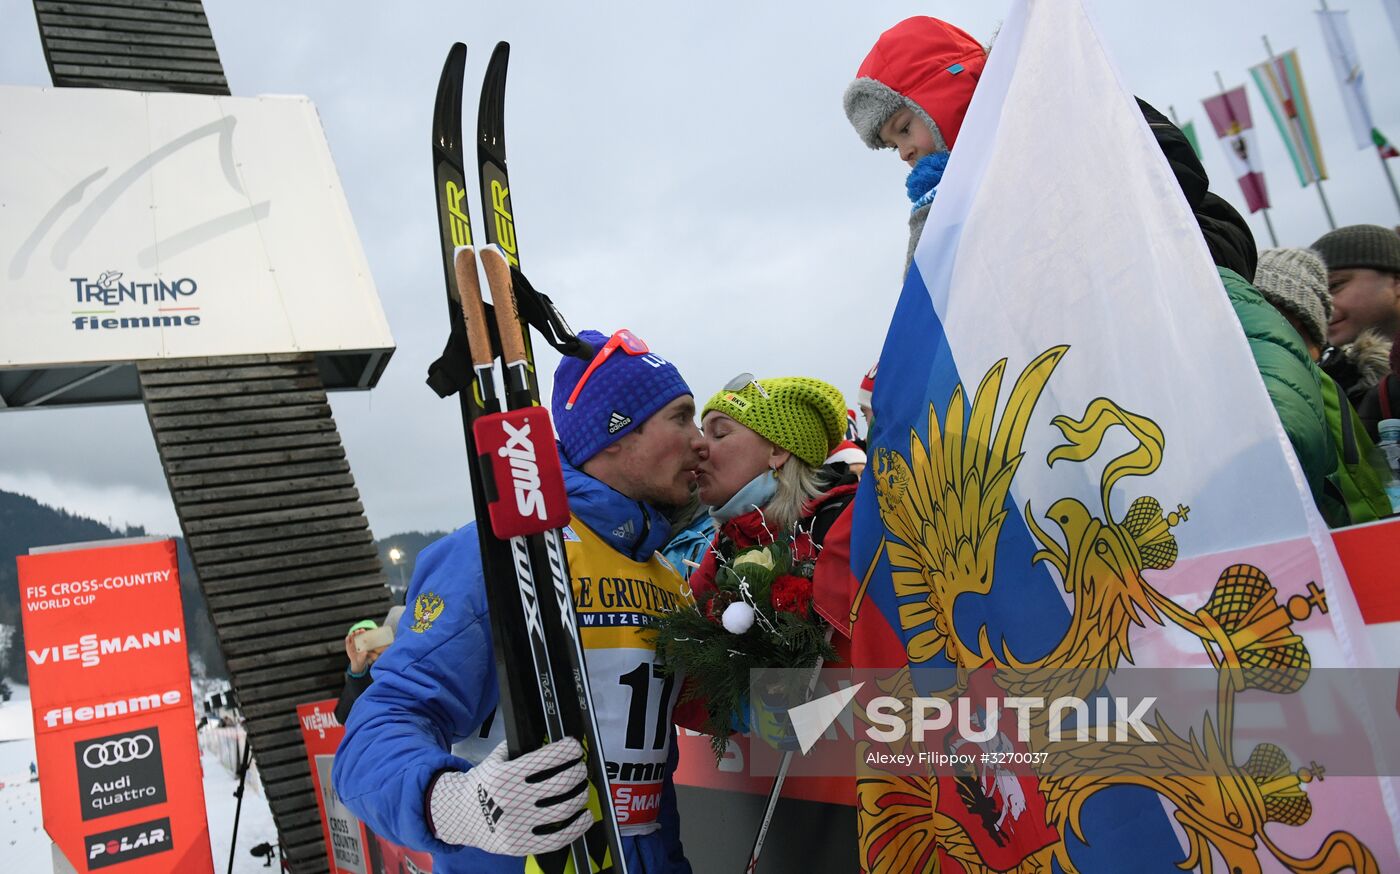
[429,42,624,874]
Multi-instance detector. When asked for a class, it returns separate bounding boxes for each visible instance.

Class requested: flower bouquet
[649,536,836,762]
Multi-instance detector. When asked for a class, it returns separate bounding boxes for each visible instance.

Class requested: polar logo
[86,817,172,868]
[83,735,154,768]
[497,418,548,521]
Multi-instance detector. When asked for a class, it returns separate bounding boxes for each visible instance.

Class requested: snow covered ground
[0,684,282,873]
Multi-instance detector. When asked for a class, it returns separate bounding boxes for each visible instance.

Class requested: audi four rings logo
[83,735,155,768]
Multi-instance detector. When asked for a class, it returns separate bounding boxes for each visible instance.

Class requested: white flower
[732,548,775,571]
[721,601,755,635]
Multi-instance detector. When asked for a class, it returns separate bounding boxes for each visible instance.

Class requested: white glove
[428,737,591,856]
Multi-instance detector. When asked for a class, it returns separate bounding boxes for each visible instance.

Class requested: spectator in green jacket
[1254,248,1392,526]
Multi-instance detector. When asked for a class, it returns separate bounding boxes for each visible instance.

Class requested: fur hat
[1311,224,1400,275]
[551,329,691,465]
[702,377,847,467]
[1254,248,1332,349]
[843,17,986,152]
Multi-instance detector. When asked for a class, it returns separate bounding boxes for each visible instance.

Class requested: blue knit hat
[551,329,692,465]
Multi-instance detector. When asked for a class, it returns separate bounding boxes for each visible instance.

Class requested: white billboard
[0,85,392,390]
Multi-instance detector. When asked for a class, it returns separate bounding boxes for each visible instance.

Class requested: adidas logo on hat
[608,411,633,434]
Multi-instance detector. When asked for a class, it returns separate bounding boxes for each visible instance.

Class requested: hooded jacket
[1324,328,1395,406]
[332,457,691,874]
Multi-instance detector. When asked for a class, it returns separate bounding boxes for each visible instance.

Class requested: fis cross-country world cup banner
[16,538,213,873]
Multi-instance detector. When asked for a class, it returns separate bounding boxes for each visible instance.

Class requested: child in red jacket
[843,16,988,271]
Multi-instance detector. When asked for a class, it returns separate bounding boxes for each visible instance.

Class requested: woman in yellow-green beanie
[688,375,858,604]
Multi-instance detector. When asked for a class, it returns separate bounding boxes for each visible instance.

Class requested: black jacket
[1139,99,1258,283]
[334,670,373,725]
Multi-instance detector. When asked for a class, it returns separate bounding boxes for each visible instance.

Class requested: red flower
[770,574,813,616]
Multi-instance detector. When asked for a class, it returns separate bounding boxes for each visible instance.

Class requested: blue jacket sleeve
[332,525,498,856]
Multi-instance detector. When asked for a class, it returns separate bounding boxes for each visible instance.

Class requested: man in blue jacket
[333,328,702,873]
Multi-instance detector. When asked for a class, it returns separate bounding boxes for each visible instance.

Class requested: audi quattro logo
[75,727,167,821]
[498,418,548,520]
[84,735,155,768]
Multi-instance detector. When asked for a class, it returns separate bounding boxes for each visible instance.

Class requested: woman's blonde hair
[764,457,828,535]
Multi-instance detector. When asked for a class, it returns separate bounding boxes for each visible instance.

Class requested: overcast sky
[2,0,1398,539]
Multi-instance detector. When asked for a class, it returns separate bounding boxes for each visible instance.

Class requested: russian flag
[833,0,1400,870]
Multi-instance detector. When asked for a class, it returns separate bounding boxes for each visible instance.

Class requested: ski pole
[481,245,629,874]
[746,626,836,873]
[453,245,602,874]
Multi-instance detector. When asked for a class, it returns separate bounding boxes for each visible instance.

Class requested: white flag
[1384,0,1400,53]
[1316,9,1376,150]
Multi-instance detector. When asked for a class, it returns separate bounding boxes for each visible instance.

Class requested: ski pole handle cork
[452,246,494,369]
[480,245,527,371]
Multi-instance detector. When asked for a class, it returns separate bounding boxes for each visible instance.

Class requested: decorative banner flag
[840,0,1400,870]
[1250,48,1329,186]
[1179,118,1203,161]
[1315,9,1392,155]
[1201,86,1270,212]
[1375,128,1400,159]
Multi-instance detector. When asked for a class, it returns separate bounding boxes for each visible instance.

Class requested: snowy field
[0,685,282,873]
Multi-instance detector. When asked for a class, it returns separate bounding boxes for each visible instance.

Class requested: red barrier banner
[16,538,212,873]
[1333,517,1400,666]
[297,698,433,874]
[673,729,854,805]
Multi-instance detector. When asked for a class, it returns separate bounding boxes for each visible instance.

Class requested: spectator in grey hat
[1313,224,1400,403]
[1255,248,1331,362]
[1255,248,1393,526]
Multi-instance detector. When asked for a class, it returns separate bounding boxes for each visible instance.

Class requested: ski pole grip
[481,245,527,367]
[453,247,493,368]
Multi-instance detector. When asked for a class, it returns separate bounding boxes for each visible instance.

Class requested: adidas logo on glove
[476,785,505,832]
